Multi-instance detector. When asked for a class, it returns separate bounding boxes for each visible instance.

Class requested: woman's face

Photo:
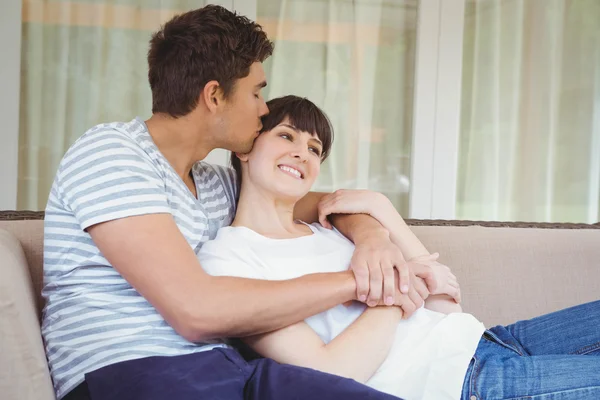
[241,117,324,201]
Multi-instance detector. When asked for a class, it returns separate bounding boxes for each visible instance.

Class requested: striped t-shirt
[42,117,238,399]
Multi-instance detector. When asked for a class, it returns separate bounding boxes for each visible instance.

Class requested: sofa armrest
[0,229,55,400]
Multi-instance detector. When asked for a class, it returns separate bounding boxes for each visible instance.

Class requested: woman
[198,95,600,400]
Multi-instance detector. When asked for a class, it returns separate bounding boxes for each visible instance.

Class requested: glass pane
[18,0,213,210]
[257,0,419,216]
[457,0,600,222]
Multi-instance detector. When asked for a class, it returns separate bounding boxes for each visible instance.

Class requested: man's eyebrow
[255,81,267,89]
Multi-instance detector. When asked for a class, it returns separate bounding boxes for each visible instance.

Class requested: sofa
[1,210,599,400]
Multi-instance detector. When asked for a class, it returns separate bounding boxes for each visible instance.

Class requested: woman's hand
[317,189,394,229]
[410,253,461,303]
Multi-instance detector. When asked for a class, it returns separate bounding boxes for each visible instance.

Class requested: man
[43,5,426,400]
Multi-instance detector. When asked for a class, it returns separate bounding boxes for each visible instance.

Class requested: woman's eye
[309,147,322,156]
[280,133,292,140]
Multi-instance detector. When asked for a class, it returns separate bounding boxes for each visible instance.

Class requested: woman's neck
[232,185,311,239]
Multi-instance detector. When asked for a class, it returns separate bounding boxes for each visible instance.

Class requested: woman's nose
[291,149,308,163]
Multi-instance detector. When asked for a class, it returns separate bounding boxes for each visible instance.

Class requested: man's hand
[349,229,409,307]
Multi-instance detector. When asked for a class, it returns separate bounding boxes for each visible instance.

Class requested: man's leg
[84,348,246,400]
[463,337,600,400]
[245,356,402,400]
[489,300,600,356]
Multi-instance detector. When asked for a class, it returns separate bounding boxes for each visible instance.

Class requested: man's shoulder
[65,118,147,157]
[57,118,158,177]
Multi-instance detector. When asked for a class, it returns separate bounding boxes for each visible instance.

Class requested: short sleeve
[198,240,264,280]
[56,131,171,230]
[209,164,239,207]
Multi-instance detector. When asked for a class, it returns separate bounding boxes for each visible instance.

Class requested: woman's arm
[245,306,403,383]
[369,196,462,313]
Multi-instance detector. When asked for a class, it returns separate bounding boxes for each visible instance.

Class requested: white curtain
[257,0,418,216]
[18,0,212,210]
[457,0,600,223]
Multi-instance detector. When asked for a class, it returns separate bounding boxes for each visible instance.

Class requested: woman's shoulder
[199,226,248,255]
[197,227,265,278]
[304,222,355,248]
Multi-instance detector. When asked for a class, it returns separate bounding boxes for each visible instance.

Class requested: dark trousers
[63,347,402,400]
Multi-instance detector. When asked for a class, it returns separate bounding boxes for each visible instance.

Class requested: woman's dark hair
[231,95,334,188]
[148,5,274,117]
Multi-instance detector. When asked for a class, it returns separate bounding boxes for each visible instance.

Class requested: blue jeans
[461,300,600,399]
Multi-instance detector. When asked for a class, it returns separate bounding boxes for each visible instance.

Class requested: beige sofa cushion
[0,228,55,400]
[412,225,600,327]
[0,220,45,318]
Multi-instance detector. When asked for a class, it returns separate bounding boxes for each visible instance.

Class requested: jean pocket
[483,330,524,356]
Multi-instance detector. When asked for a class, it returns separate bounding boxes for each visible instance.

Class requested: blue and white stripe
[42,117,238,399]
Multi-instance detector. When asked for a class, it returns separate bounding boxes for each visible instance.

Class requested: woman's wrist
[368,193,397,230]
[339,270,359,301]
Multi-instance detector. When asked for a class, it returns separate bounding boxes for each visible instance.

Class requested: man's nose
[260,100,269,117]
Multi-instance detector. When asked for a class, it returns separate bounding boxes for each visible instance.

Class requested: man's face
[221,62,269,153]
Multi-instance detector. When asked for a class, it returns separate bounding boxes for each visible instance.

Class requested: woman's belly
[367,310,485,400]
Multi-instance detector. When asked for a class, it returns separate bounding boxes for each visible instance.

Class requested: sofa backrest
[1,215,598,327]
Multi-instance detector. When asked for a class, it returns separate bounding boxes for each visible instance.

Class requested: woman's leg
[489,300,600,356]
[462,337,600,400]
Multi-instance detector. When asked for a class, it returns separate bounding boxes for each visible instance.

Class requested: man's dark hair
[231,95,334,187]
[148,5,274,117]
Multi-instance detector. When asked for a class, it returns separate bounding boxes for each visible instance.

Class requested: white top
[198,222,485,400]
[42,117,238,399]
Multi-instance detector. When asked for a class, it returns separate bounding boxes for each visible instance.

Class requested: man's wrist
[352,224,390,245]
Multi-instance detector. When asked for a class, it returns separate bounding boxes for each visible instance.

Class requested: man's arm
[295,192,415,308]
[88,213,357,343]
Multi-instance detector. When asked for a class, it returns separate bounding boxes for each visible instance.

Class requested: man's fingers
[397,263,410,294]
[351,259,370,302]
[382,261,395,306]
[367,259,383,306]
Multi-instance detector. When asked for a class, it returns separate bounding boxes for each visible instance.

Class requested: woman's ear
[235,152,250,162]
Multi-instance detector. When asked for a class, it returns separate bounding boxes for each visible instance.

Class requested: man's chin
[238,141,254,154]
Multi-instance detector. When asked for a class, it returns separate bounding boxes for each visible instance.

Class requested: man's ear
[201,80,224,113]
[235,152,250,162]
